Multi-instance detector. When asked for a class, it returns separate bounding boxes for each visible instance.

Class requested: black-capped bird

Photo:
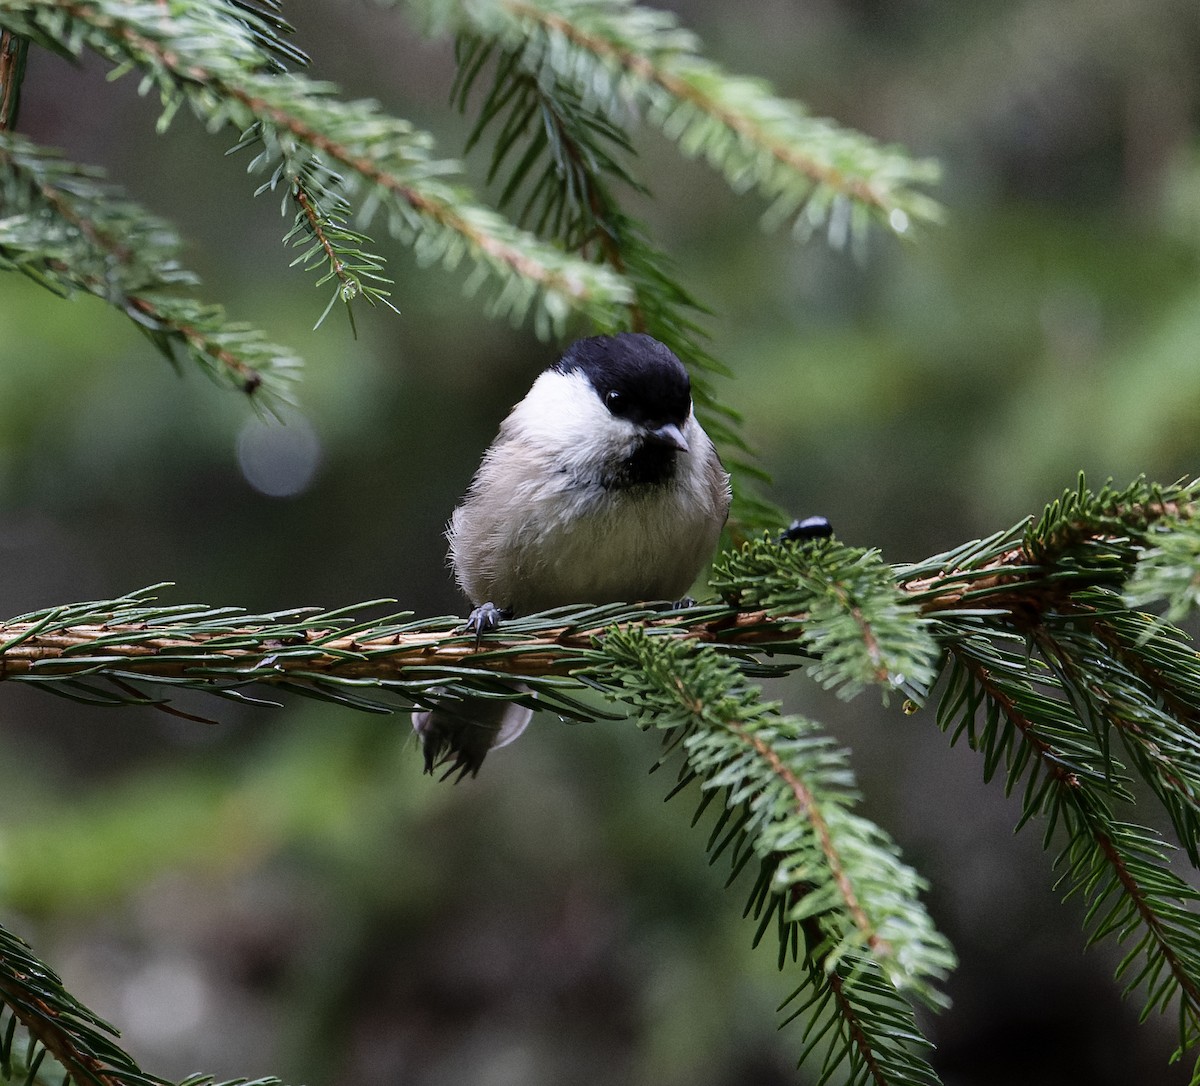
[414,333,731,777]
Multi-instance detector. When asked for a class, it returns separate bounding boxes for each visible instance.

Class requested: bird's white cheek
[566,413,640,472]
[509,371,598,439]
[507,370,642,464]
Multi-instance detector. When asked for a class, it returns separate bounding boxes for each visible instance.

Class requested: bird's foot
[465,602,510,646]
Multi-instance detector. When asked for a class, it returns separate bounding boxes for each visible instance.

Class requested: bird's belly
[504,489,714,613]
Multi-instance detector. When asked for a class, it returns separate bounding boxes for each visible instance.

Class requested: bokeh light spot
[236,414,322,498]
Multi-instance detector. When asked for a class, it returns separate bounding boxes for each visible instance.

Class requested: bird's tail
[411,687,534,780]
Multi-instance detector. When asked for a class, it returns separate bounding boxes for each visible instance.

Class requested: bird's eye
[604,389,624,415]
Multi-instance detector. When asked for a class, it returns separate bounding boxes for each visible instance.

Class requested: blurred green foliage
[1,1,1199,1084]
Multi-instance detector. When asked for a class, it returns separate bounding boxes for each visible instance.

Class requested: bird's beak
[643,421,689,452]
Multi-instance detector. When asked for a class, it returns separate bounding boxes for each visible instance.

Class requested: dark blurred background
[2,1,1200,1083]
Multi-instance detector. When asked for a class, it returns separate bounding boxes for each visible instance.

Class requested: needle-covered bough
[3,478,1200,1085]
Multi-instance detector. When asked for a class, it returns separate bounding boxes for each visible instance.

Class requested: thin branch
[0,497,1193,686]
[504,0,892,212]
[743,725,886,960]
[824,967,889,1086]
[955,649,1200,1022]
[0,998,126,1086]
[1093,829,1200,1011]
[0,132,300,399]
[292,181,351,294]
[124,295,268,395]
[0,928,161,1086]
[953,649,1082,791]
[0,607,791,684]
[903,494,1197,612]
[0,27,26,131]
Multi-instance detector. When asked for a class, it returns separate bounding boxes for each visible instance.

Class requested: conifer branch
[785,953,942,1086]
[505,0,926,225]
[599,626,950,1085]
[1032,604,1200,863]
[0,131,300,400]
[716,537,941,700]
[921,477,1200,1079]
[0,594,792,690]
[3,479,1200,1079]
[415,0,941,245]
[0,481,1191,696]
[0,921,162,1086]
[283,171,398,330]
[945,644,1200,1071]
[0,0,634,333]
[902,478,1197,612]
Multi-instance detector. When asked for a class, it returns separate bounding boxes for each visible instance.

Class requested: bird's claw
[465,602,509,646]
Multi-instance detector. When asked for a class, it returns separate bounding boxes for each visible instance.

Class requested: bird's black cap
[554,333,691,426]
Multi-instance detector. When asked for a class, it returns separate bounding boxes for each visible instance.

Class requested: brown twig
[0,514,1185,685]
[0,608,786,683]
[0,973,141,1086]
[0,29,27,133]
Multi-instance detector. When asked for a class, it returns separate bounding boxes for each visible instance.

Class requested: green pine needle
[1,0,634,336]
[714,535,942,701]
[596,624,952,1085]
[0,920,163,1086]
[424,0,941,247]
[0,131,301,403]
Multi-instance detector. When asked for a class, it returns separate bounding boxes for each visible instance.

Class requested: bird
[413,332,732,778]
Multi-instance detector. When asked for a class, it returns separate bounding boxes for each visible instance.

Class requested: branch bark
[0,509,1186,688]
[0,607,788,684]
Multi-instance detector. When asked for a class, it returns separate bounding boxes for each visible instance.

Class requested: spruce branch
[0,0,634,334]
[411,0,941,247]
[902,477,1198,613]
[914,477,1200,1078]
[426,0,940,520]
[0,131,300,400]
[941,640,1200,1076]
[716,537,941,701]
[785,955,942,1086]
[597,625,951,1086]
[3,480,1200,1078]
[0,921,162,1086]
[1032,597,1200,863]
[0,588,799,699]
[0,923,286,1086]
[282,167,399,332]
[0,482,1191,704]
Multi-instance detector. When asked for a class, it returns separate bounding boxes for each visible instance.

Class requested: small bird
[413,332,731,777]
